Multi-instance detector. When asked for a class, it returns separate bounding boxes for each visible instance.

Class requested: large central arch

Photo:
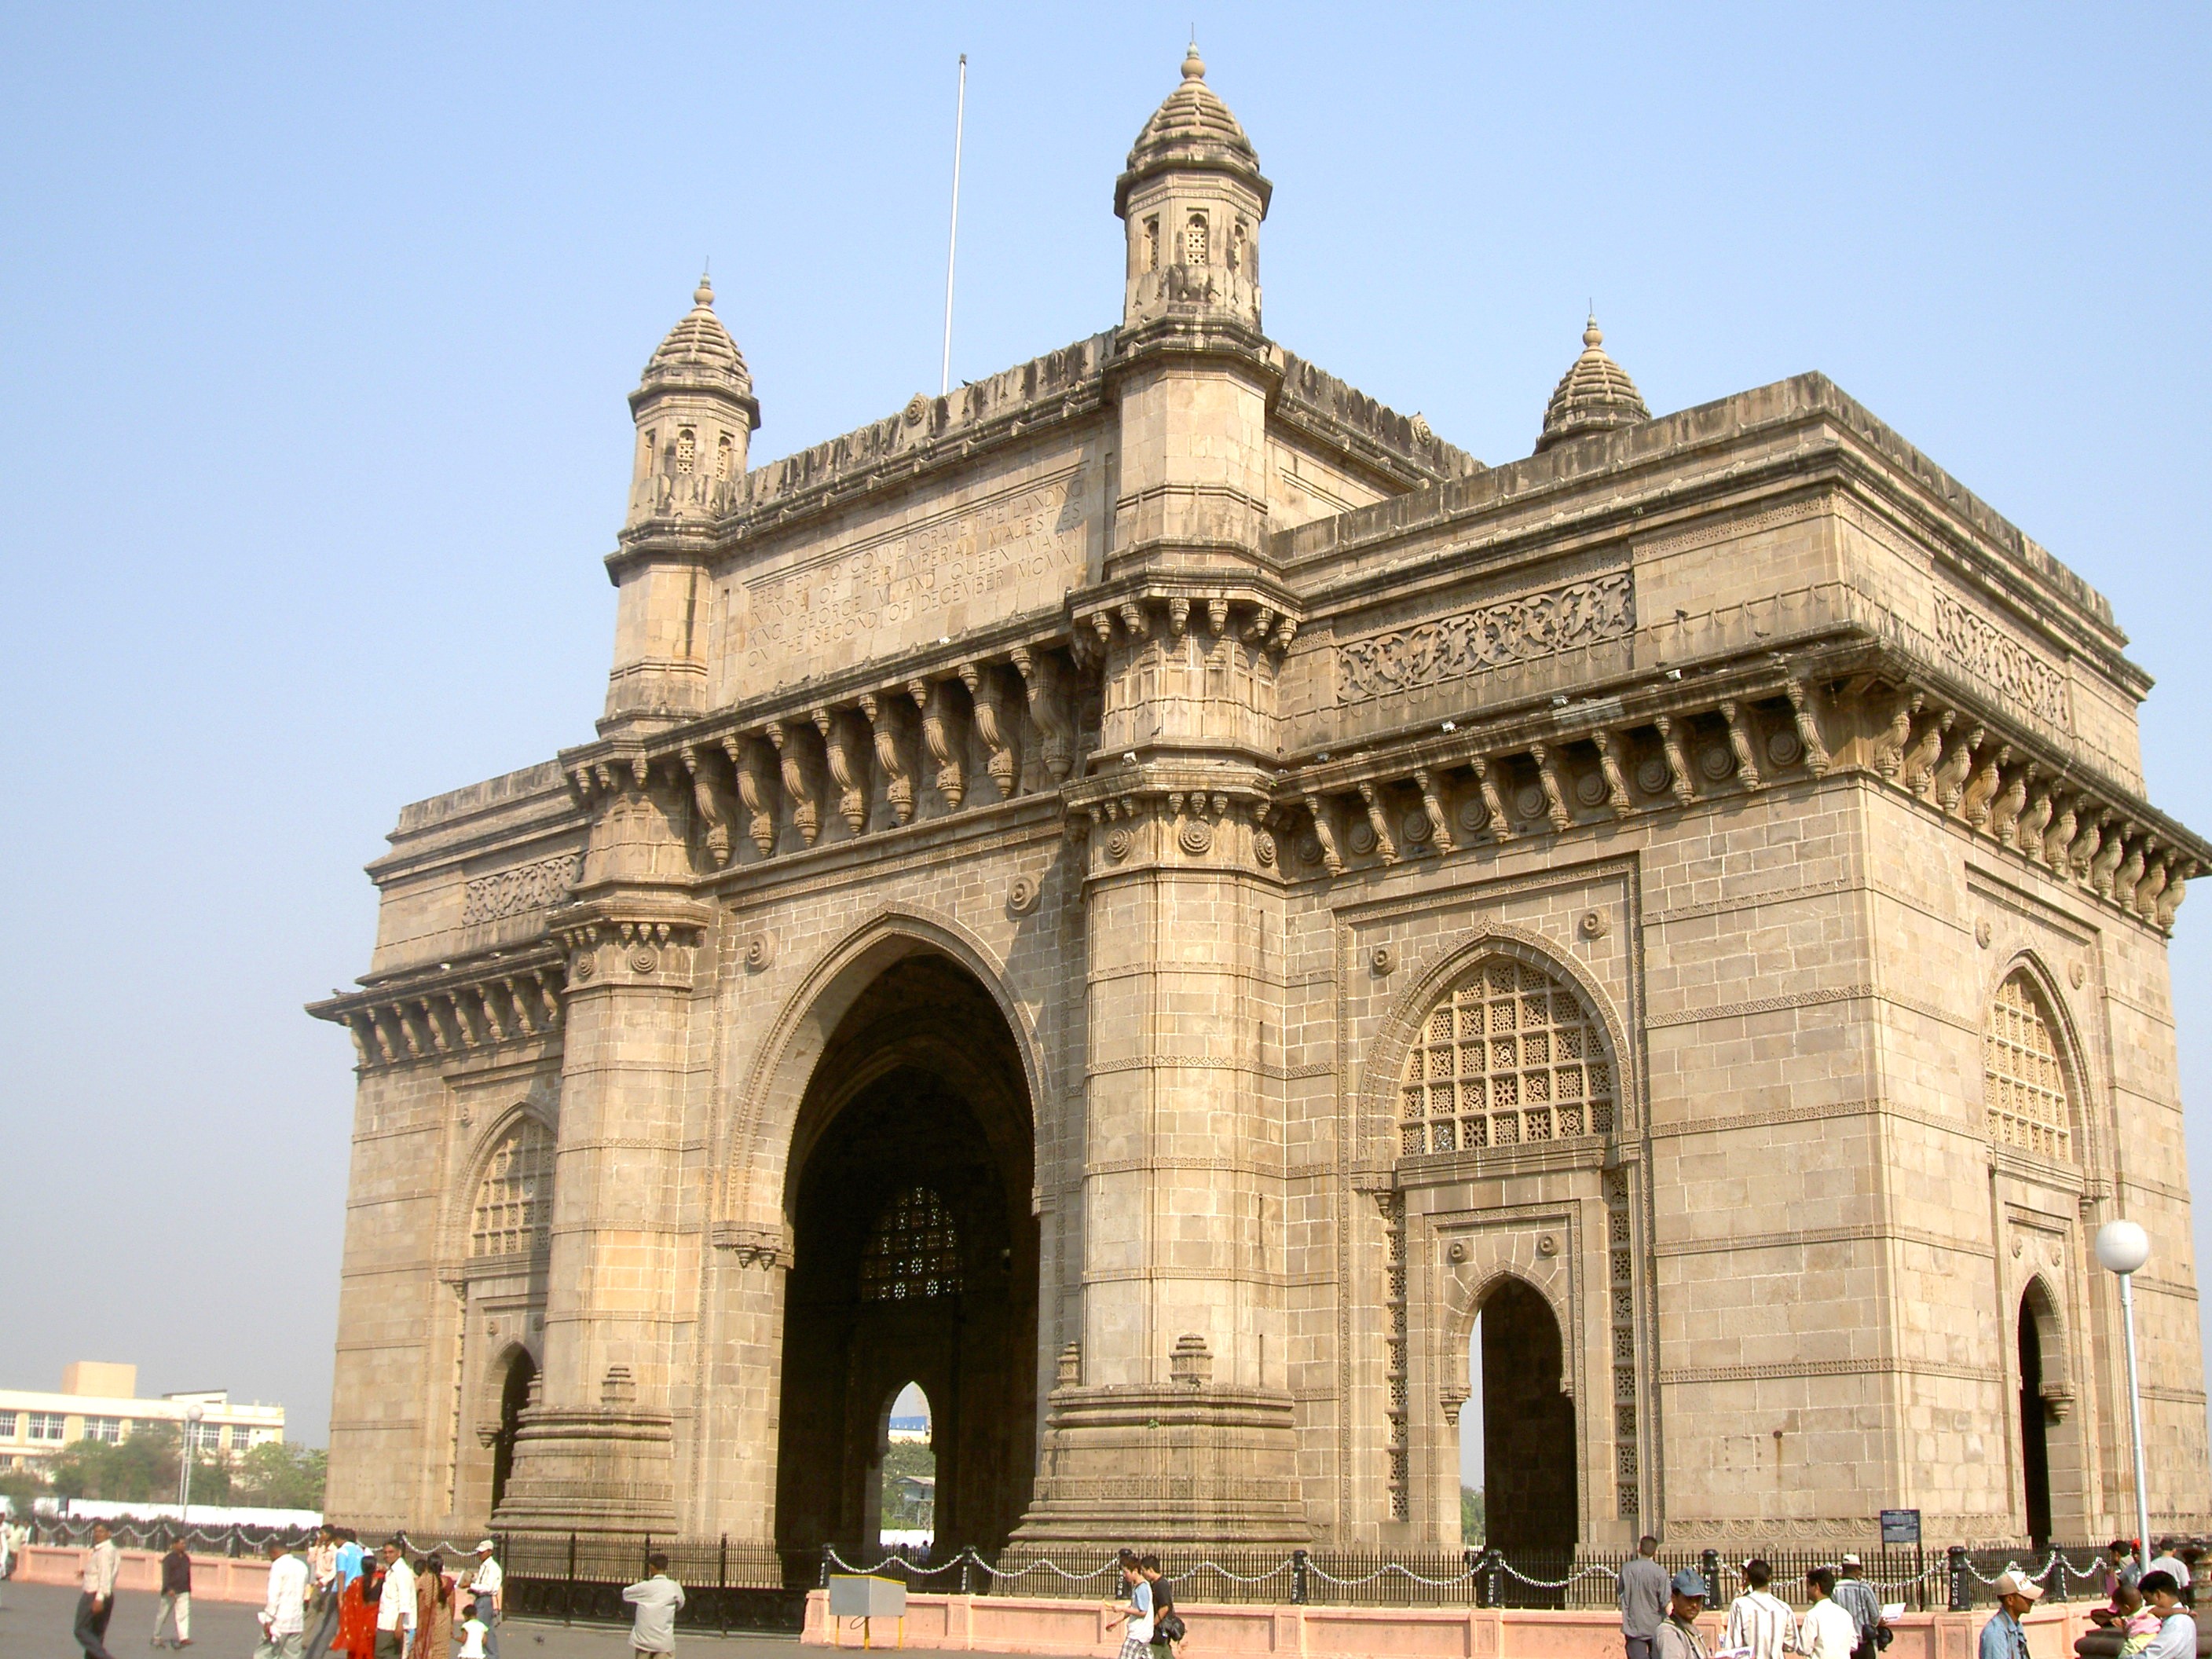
[771,949,1038,1559]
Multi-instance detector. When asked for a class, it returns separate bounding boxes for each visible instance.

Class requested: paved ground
[0,1584,845,1659]
[0,1583,1087,1659]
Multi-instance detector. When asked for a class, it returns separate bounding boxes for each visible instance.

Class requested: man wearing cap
[1833,1555,1884,1659]
[1979,1570,2043,1659]
[467,1542,504,1659]
[1654,1570,1711,1659]
[2137,1572,2196,1659]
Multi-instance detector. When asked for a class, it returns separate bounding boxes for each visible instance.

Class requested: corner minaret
[625,273,758,526]
[1115,44,1269,331]
[1535,314,1650,452]
[605,275,759,724]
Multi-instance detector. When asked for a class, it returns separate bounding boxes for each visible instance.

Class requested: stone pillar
[688,1238,789,1540]
[493,766,709,1536]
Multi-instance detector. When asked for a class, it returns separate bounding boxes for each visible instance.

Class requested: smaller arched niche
[1398,954,1616,1156]
[470,1118,555,1261]
[1184,212,1209,266]
[1983,969,2075,1163]
[877,1382,936,1551]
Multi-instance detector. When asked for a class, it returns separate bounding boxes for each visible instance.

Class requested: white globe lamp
[2096,1220,2152,1558]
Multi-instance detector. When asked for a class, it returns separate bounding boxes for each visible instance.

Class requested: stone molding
[1335,569,1634,704]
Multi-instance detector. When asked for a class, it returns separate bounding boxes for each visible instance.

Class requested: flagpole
[940,53,967,397]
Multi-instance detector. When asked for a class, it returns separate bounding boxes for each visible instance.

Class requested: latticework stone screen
[1985,970,2073,1161]
[1400,957,1615,1155]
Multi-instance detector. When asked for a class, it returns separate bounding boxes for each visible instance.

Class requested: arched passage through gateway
[1467,1278,1576,1558]
[772,953,1038,1560]
[489,1347,536,1514]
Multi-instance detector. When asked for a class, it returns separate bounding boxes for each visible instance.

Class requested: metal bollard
[1291,1548,1309,1606]
[821,1543,835,1589]
[1947,1547,1970,1613]
[1703,1550,1721,1594]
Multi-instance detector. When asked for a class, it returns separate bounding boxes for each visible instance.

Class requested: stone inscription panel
[1930,590,2069,728]
[729,465,1089,693]
[462,852,580,926]
[1336,572,1635,704]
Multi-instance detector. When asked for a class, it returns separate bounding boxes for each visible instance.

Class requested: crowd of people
[1617,1534,2206,1659]
[59,1524,508,1659]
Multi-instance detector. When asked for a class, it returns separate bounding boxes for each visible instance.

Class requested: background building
[0,1363,284,1475]
[313,48,2210,1560]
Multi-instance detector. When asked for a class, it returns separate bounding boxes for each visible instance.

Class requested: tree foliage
[27,1424,325,1512]
[880,1441,936,1528]
[1460,1484,1485,1545]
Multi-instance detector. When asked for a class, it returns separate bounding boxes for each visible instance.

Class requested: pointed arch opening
[1470,1278,1577,1562]
[771,951,1036,1565]
[489,1346,537,1514]
[877,1382,936,1555]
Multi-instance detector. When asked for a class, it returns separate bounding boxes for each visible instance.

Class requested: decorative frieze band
[1336,571,1635,704]
[1931,591,2068,727]
[463,853,581,926]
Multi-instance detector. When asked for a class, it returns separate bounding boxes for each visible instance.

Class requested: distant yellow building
[0,1363,284,1475]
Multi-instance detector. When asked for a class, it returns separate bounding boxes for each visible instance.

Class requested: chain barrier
[1174,1560,1294,1585]
[966,1554,1119,1584]
[1498,1562,1622,1591]
[1306,1561,1482,1589]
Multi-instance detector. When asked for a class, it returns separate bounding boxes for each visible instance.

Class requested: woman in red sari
[333,1558,383,1659]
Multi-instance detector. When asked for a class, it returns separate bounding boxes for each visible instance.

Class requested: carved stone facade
[313,49,2211,1561]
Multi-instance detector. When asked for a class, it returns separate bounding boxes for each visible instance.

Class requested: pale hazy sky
[3,5,2208,1464]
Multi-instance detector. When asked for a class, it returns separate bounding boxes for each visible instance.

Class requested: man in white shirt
[2137,1572,2196,1659]
[2148,1541,2192,1590]
[622,1553,686,1657]
[1801,1567,1862,1659]
[1726,1558,1800,1659]
[259,1539,312,1659]
[77,1522,123,1659]
[374,1541,416,1659]
[468,1541,504,1659]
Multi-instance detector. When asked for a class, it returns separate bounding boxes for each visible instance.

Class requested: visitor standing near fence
[467,1541,503,1659]
[1621,1536,1671,1659]
[1725,1558,1797,1659]
[1800,1568,1859,1659]
[1833,1555,1887,1659]
[258,1536,311,1659]
[1654,1570,1711,1659]
[622,1552,685,1659]
[154,1535,193,1647]
[1979,1570,2042,1659]
[76,1521,122,1659]
[374,1541,416,1659]
[1140,1555,1183,1659]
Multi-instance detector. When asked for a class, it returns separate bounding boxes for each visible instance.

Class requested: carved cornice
[307,944,567,1071]
[1267,635,2205,936]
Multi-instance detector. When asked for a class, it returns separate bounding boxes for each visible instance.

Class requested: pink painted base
[803,1591,2095,1659]
[17,1544,276,1605]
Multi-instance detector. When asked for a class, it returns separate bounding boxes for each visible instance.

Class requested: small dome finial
[694,270,715,309]
[1182,39,1205,80]
[1584,309,1602,350]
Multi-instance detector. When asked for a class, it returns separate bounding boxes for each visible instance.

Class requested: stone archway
[1478,1277,1576,1558]
[771,953,1037,1561]
[490,1346,537,1514]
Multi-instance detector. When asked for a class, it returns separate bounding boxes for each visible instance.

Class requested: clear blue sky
[2,4,2207,1470]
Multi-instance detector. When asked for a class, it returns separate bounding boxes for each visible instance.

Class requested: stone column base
[1010,1383,1311,1547]
[491,1405,678,1536]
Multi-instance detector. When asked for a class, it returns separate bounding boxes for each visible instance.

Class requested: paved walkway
[0,1583,849,1659]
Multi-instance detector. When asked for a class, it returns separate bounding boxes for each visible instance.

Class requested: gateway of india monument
[313,49,2212,1563]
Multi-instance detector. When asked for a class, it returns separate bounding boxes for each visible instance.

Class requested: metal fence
[15,1518,2127,1627]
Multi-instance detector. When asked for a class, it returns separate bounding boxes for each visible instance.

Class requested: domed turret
[626,274,760,528]
[1535,315,1650,452]
[1115,45,1269,331]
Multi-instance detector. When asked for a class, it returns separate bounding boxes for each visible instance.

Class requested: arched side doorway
[772,954,1037,1561]
[1477,1279,1576,1558]
[490,1347,537,1514]
[2016,1278,2081,1547]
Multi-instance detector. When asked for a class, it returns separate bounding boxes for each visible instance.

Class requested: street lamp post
[2096,1219,2152,1556]
[177,1405,206,1528]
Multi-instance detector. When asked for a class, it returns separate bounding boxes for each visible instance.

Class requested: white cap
[474,1540,496,1554]
[1994,1571,2045,1602]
